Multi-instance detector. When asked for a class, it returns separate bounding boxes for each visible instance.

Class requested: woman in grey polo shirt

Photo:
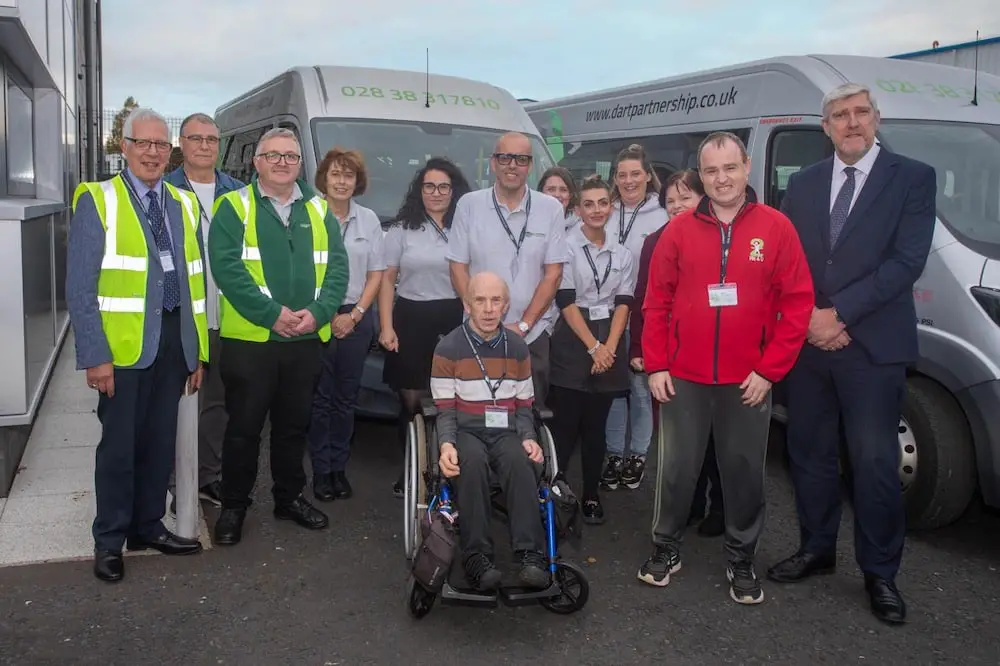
[379,157,471,497]
[308,147,386,502]
[549,176,637,525]
[538,166,582,232]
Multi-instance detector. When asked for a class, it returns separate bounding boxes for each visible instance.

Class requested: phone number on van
[876,79,1000,103]
[340,86,501,110]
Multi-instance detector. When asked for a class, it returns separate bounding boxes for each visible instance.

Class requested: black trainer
[620,455,647,490]
[516,550,550,589]
[600,456,623,490]
[582,498,605,525]
[637,545,682,587]
[464,553,502,591]
[331,471,352,499]
[728,560,765,604]
[313,473,335,502]
[199,480,223,506]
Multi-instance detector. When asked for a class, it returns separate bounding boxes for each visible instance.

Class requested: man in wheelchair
[431,271,550,592]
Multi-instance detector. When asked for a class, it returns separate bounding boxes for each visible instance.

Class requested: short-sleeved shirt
[447,186,570,344]
[608,193,669,263]
[383,219,456,301]
[564,212,583,233]
[337,199,387,305]
[560,225,637,316]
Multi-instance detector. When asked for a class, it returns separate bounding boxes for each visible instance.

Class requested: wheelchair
[402,398,590,619]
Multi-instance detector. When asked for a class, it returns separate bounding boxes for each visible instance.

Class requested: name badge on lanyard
[583,244,612,320]
[463,325,510,428]
[708,221,736,308]
[159,251,175,273]
[493,190,531,279]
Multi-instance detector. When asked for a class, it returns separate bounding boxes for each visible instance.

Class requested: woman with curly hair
[379,157,472,496]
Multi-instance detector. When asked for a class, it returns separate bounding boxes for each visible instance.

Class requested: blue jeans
[605,330,654,457]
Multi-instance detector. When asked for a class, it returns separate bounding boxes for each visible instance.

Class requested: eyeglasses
[258,152,301,165]
[422,182,452,194]
[493,153,532,167]
[181,134,220,146]
[126,136,172,153]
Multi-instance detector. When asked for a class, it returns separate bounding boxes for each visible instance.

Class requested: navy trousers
[785,343,907,580]
[93,310,189,552]
[307,306,375,475]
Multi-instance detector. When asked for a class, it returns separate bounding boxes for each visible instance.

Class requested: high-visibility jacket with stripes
[71,174,210,368]
[213,183,333,342]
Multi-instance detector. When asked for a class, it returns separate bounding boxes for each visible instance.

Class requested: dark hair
[392,157,471,230]
[697,131,749,166]
[579,174,612,196]
[611,143,661,202]
[658,169,705,209]
[537,166,579,216]
[315,147,368,197]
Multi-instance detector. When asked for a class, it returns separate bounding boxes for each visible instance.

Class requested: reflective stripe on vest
[71,175,210,367]
[217,184,331,342]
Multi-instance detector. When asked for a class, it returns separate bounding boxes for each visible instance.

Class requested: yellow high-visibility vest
[72,174,210,367]
[214,183,332,342]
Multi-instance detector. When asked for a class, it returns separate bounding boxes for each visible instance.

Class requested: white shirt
[830,142,881,214]
[189,179,219,330]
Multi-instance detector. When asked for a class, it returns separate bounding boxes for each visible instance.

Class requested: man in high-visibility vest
[208,127,349,546]
[66,107,209,583]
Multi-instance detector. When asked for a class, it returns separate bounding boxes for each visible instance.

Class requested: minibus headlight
[971,286,1000,327]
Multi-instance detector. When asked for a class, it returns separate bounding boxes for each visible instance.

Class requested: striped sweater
[430,323,536,445]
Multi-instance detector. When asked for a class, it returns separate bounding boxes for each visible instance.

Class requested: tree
[105,96,139,155]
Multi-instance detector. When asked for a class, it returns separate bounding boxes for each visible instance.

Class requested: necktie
[829,166,856,249]
[147,190,180,311]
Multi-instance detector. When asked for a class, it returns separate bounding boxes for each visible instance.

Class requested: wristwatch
[517,321,530,334]
[832,308,844,324]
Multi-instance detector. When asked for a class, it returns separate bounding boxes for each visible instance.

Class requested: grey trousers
[650,377,771,564]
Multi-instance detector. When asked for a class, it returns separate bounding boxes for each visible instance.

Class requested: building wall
[892,40,1000,78]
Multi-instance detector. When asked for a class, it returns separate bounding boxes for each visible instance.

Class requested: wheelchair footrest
[440,583,499,608]
[499,582,561,606]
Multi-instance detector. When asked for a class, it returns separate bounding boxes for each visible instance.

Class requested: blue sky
[101,0,1000,118]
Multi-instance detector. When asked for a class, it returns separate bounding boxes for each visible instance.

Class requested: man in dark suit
[67,107,210,582]
[767,83,936,625]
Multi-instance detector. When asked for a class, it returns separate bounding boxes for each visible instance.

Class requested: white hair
[255,127,299,155]
[123,107,170,140]
[821,83,879,119]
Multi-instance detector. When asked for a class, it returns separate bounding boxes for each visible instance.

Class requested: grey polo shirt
[338,199,387,305]
[608,193,669,262]
[447,186,570,344]
[384,220,456,301]
[560,225,636,317]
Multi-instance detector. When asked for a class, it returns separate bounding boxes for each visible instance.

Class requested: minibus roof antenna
[972,30,980,106]
[425,48,431,109]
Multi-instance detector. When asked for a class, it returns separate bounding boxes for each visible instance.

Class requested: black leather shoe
[866,575,907,625]
[313,473,335,502]
[331,471,352,499]
[94,550,124,582]
[274,495,329,530]
[766,551,837,583]
[214,508,247,546]
[127,530,202,555]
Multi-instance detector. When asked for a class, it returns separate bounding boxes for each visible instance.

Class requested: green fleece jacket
[207,176,349,342]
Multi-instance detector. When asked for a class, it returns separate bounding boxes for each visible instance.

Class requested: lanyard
[708,200,747,283]
[462,324,508,403]
[618,196,647,245]
[582,245,613,294]
[182,173,212,227]
[426,215,449,243]
[340,218,352,241]
[492,189,531,255]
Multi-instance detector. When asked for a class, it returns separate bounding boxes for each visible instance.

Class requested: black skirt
[382,296,464,391]
[549,309,629,396]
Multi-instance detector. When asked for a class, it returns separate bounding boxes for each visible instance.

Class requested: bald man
[430,271,549,591]
[447,132,569,409]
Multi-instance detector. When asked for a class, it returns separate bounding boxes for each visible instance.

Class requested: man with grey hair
[164,113,244,509]
[769,82,936,625]
[208,126,349,546]
[67,106,209,582]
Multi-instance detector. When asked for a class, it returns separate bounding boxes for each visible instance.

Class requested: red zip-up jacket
[641,188,814,385]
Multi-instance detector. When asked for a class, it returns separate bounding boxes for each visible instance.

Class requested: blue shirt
[124,168,172,244]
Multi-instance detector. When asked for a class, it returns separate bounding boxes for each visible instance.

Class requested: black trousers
[219,338,323,510]
[785,343,906,580]
[93,310,189,552]
[548,386,615,501]
[453,427,545,561]
[691,433,724,518]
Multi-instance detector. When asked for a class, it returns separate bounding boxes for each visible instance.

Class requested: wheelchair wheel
[403,414,430,560]
[539,424,559,481]
[406,575,437,619]
[539,561,590,615]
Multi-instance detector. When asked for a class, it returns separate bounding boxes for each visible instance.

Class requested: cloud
[101,0,1000,116]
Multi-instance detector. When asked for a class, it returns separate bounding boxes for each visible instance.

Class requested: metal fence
[97,109,186,178]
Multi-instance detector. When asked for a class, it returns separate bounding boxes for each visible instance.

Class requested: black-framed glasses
[258,151,301,165]
[493,152,532,167]
[421,182,452,194]
[181,134,220,146]
[125,136,172,153]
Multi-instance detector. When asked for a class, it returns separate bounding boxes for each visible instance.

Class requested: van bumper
[957,379,1000,509]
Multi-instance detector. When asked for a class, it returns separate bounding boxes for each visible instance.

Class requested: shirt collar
[124,168,163,201]
[258,180,303,205]
[464,321,506,349]
[834,141,880,178]
[571,224,612,253]
[492,184,530,213]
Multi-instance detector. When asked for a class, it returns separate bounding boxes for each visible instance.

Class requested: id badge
[159,250,175,273]
[484,406,509,429]
[589,304,610,320]
[707,283,738,307]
